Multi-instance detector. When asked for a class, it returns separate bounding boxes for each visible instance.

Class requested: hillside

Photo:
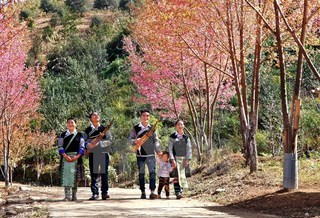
[187,153,320,218]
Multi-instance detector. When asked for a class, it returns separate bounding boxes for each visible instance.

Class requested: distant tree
[65,0,87,14]
[94,0,109,9]
[40,0,55,13]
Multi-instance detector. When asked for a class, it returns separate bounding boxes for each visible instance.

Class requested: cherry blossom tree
[0,5,42,186]
[125,0,235,161]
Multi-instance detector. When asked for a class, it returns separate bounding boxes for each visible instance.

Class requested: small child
[157,151,173,199]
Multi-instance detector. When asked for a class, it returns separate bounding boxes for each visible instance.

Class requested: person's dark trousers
[157,177,170,196]
[137,156,156,192]
[89,153,109,195]
[173,178,181,195]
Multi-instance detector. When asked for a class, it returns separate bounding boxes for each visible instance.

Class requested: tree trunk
[3,143,9,186]
[248,129,258,172]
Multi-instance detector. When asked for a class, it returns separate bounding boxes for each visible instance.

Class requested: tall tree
[202,0,266,172]
[0,5,42,186]
[125,0,235,161]
[245,0,320,189]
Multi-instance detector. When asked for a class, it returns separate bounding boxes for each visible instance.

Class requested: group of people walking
[57,109,192,201]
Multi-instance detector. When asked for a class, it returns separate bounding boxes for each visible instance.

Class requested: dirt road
[48,187,279,218]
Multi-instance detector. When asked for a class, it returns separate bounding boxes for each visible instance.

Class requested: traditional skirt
[60,152,84,187]
[175,156,188,189]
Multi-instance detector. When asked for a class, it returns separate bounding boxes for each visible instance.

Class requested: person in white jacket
[156,151,173,199]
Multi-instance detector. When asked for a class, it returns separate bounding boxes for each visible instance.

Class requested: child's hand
[171,160,176,168]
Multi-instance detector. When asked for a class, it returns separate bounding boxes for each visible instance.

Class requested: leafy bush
[90,15,103,28]
[40,0,56,13]
[108,166,118,186]
[65,0,88,13]
[300,99,320,150]
[42,26,54,40]
[225,135,242,153]
[256,130,270,155]
[94,0,109,9]
[119,0,132,10]
[19,10,32,20]
[19,10,35,28]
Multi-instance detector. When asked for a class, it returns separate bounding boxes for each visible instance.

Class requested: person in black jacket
[58,117,85,201]
[129,109,162,199]
[84,112,113,200]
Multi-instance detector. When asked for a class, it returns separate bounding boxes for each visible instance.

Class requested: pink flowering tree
[0,6,42,186]
[125,1,236,161]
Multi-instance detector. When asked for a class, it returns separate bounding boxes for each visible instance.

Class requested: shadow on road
[227,189,320,217]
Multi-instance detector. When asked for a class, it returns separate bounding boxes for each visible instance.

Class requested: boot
[72,187,77,201]
[64,187,71,201]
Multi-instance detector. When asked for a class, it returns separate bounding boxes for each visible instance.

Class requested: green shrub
[90,16,103,28]
[40,0,56,13]
[301,99,320,150]
[65,0,87,13]
[19,10,33,20]
[256,130,270,155]
[94,0,109,9]
[108,166,118,186]
[225,135,242,153]
[42,26,54,40]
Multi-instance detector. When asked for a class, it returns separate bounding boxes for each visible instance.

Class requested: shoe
[72,191,77,201]
[102,193,110,200]
[63,197,71,201]
[176,194,183,199]
[166,196,170,199]
[140,192,146,199]
[149,193,158,199]
[89,194,99,200]
[158,195,161,199]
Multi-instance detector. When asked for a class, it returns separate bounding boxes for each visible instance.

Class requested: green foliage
[40,19,138,136]
[119,0,133,10]
[300,99,320,150]
[65,0,88,13]
[42,26,54,40]
[57,8,79,37]
[108,166,118,186]
[213,110,240,149]
[112,151,137,182]
[40,0,56,13]
[106,28,130,62]
[256,130,269,155]
[93,0,121,9]
[90,15,103,28]
[224,135,242,153]
[301,47,320,97]
[19,10,33,20]
[94,0,110,9]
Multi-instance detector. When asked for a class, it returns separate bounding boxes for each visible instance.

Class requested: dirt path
[47,187,279,218]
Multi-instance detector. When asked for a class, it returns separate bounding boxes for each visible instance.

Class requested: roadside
[1,184,279,218]
[1,153,320,217]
